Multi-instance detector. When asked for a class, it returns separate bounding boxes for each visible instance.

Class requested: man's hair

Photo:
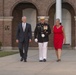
[22,16,27,19]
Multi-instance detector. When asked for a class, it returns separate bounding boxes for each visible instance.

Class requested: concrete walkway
[0,50,76,75]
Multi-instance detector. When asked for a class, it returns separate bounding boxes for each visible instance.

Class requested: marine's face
[40,19,45,24]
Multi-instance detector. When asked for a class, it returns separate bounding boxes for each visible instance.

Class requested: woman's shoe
[39,60,43,62]
[56,59,61,62]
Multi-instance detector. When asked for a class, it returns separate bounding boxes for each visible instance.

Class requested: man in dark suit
[34,16,51,62]
[16,16,32,62]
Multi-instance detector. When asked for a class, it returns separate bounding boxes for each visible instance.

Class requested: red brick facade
[0,0,76,49]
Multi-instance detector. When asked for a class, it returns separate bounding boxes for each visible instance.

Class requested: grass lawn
[0,51,18,57]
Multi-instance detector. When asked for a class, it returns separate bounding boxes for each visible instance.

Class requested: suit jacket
[34,23,51,43]
[16,23,32,42]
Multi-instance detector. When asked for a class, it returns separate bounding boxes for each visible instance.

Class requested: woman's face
[56,19,60,25]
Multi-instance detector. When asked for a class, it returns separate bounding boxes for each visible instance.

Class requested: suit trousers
[38,42,48,60]
[18,41,29,60]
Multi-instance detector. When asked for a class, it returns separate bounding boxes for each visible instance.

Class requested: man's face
[22,17,26,23]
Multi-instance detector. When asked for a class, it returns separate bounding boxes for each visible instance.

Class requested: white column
[56,0,62,22]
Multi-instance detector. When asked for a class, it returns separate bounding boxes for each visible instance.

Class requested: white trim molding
[1,47,13,50]
[0,16,13,21]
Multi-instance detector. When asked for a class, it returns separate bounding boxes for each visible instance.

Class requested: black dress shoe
[43,59,46,62]
[56,59,61,62]
[39,60,43,62]
[20,58,23,61]
[24,59,27,62]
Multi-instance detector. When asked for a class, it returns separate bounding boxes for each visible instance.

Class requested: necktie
[23,23,26,32]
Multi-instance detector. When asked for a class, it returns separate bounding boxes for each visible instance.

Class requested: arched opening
[62,9,71,45]
[12,3,38,48]
[48,3,75,48]
[23,8,36,32]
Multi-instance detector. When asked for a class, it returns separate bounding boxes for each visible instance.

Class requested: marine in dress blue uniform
[34,17,51,62]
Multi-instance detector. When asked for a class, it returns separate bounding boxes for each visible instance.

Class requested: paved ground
[0,50,76,75]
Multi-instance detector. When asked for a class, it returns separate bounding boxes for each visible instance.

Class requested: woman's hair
[60,23,62,25]
[56,18,60,22]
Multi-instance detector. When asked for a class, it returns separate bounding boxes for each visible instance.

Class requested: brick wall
[0,0,76,49]
[0,20,3,44]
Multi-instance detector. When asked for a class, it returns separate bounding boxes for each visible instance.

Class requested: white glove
[35,38,38,42]
[41,34,45,37]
